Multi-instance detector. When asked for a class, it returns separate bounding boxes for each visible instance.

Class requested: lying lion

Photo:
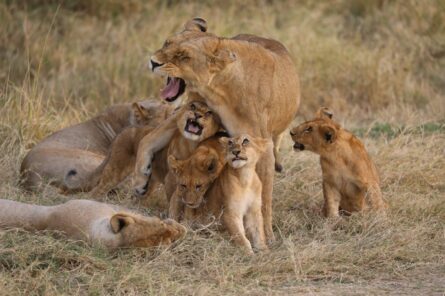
[290,108,387,217]
[64,101,221,201]
[20,99,173,192]
[169,134,271,254]
[0,199,186,249]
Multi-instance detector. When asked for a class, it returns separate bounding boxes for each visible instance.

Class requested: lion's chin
[185,202,202,209]
[230,158,247,169]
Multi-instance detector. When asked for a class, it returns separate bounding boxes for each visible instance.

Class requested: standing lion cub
[290,108,387,217]
[0,199,186,249]
[169,134,272,254]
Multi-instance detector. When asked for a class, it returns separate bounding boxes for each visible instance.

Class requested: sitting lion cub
[290,107,387,217]
[0,199,186,249]
[169,134,271,254]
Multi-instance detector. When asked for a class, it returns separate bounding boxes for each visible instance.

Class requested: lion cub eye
[242,138,250,146]
[190,103,196,111]
[228,140,234,146]
[304,126,313,133]
[205,110,213,117]
[180,184,187,189]
[163,40,171,48]
[195,184,202,191]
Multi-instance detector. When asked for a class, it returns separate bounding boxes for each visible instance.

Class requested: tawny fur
[169,134,271,254]
[20,99,172,192]
[0,199,186,249]
[290,108,387,217]
[137,18,301,242]
[72,101,221,201]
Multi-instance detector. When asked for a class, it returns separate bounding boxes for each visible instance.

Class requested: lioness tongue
[161,77,180,99]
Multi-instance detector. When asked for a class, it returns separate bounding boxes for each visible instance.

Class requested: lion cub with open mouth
[169,135,271,254]
[290,108,387,218]
[0,199,186,249]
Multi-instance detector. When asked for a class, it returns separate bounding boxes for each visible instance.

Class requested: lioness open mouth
[161,77,186,102]
[185,119,203,135]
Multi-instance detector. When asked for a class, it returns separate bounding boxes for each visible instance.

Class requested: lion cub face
[110,213,186,247]
[149,18,236,98]
[221,135,270,169]
[290,107,339,154]
[168,145,225,208]
[177,101,220,141]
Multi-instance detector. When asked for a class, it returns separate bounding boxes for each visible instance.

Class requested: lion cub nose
[232,150,240,156]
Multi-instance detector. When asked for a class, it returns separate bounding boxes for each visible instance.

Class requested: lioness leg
[223,211,253,254]
[273,132,284,172]
[244,202,268,251]
[256,145,275,244]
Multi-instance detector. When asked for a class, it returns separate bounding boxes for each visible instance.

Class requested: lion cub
[290,108,387,217]
[169,134,271,254]
[0,199,186,249]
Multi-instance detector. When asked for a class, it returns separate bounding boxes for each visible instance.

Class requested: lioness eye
[190,103,196,111]
[195,184,202,190]
[304,126,313,133]
[242,138,250,146]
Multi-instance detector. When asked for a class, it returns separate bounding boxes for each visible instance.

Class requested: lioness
[65,101,221,200]
[0,199,186,249]
[290,108,387,217]
[138,18,301,242]
[20,99,172,192]
[169,134,271,254]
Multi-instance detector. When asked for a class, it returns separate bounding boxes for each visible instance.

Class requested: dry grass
[1,0,444,295]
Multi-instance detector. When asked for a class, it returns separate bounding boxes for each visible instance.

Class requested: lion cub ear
[132,102,152,125]
[110,213,135,234]
[168,155,184,176]
[320,125,337,144]
[315,107,334,120]
[184,17,207,32]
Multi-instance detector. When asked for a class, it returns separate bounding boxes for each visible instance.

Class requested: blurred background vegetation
[0,0,444,144]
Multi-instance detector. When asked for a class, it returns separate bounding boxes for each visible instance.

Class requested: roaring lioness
[0,199,186,249]
[290,108,387,217]
[20,99,172,192]
[137,18,301,242]
[169,134,271,254]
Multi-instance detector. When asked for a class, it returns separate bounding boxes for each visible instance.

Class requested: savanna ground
[0,0,444,295]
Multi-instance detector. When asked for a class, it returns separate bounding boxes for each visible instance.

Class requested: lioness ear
[184,17,207,32]
[320,125,337,144]
[316,107,334,120]
[168,155,183,176]
[132,102,152,124]
[110,214,135,234]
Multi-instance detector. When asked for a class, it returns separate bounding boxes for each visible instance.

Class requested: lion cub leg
[168,189,184,221]
[90,159,135,197]
[322,182,342,218]
[223,211,253,254]
[365,184,387,210]
[244,200,268,251]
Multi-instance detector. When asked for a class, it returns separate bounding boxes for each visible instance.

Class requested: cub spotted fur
[290,108,387,217]
[169,134,271,254]
[0,199,186,249]
[20,99,172,192]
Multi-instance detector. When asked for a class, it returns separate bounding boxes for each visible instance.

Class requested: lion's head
[168,142,225,208]
[131,99,172,127]
[110,213,186,248]
[177,101,220,141]
[149,18,236,103]
[221,134,271,169]
[290,107,340,154]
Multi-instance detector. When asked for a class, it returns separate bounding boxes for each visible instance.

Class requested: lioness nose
[150,59,163,71]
